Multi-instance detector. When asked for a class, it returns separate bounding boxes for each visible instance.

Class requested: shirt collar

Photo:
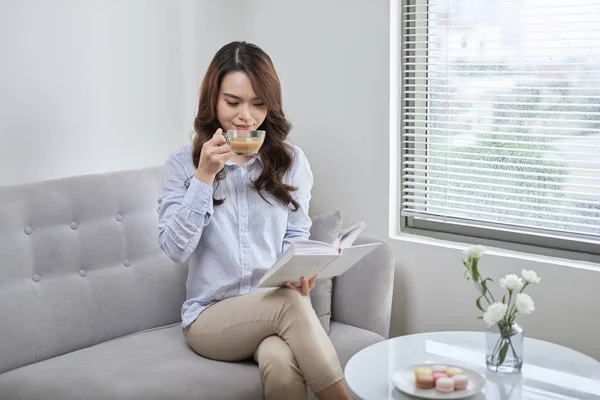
[224,154,263,168]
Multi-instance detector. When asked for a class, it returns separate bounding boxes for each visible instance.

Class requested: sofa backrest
[0,167,187,374]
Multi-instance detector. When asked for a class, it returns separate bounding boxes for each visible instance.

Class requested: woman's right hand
[194,129,233,185]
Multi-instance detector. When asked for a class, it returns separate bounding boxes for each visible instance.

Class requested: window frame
[396,0,600,263]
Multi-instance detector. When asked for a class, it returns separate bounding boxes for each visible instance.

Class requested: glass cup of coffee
[225,130,266,156]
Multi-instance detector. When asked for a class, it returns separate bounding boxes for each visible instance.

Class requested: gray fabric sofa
[0,167,395,400]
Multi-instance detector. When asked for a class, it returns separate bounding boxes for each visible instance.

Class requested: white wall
[240,0,600,360]
[0,0,234,187]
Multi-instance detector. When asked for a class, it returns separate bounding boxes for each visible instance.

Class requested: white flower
[463,245,486,260]
[483,302,508,325]
[516,293,535,314]
[521,269,541,284]
[499,274,523,291]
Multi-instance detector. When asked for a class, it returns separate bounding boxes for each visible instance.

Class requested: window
[400,0,600,257]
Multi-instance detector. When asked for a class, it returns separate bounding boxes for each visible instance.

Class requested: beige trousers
[184,288,344,399]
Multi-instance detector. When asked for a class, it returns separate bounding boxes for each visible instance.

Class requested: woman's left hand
[285,275,317,296]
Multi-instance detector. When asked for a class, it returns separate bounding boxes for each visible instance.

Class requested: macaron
[415,373,434,389]
[414,367,433,377]
[453,374,469,390]
[431,365,448,373]
[436,377,455,393]
[447,367,464,377]
[432,372,448,382]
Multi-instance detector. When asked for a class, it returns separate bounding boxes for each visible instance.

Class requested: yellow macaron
[414,367,433,377]
[446,367,464,377]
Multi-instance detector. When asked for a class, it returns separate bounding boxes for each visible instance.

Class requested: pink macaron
[432,372,448,382]
[453,374,469,390]
[435,377,455,393]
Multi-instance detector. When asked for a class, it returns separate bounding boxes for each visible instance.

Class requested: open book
[258,222,381,288]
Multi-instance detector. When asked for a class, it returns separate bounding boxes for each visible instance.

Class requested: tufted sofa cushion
[0,167,188,374]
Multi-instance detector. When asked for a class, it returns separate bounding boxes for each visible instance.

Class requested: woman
[157,41,352,400]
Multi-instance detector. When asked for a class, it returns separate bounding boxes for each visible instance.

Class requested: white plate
[391,363,485,399]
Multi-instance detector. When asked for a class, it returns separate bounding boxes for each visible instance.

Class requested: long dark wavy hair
[189,41,299,211]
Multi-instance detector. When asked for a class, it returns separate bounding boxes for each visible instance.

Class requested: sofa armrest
[331,235,395,338]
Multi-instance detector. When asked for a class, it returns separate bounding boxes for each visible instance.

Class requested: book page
[258,254,338,288]
[334,221,367,249]
[317,242,380,279]
[292,240,337,255]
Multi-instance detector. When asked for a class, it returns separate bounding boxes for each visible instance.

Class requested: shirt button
[241,212,247,217]
[238,189,243,193]
[32,274,41,282]
[241,238,247,244]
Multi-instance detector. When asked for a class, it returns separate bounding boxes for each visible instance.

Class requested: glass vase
[485,322,524,374]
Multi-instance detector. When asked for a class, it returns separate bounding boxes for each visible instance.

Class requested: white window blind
[401,0,600,253]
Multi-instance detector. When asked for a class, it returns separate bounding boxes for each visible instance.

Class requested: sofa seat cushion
[329,321,385,368]
[0,323,262,400]
[0,322,384,400]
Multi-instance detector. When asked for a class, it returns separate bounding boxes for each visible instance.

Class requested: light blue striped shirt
[157,143,313,328]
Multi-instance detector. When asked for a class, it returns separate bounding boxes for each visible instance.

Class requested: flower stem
[504,290,514,323]
[508,337,520,364]
[491,335,503,362]
[474,279,493,305]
